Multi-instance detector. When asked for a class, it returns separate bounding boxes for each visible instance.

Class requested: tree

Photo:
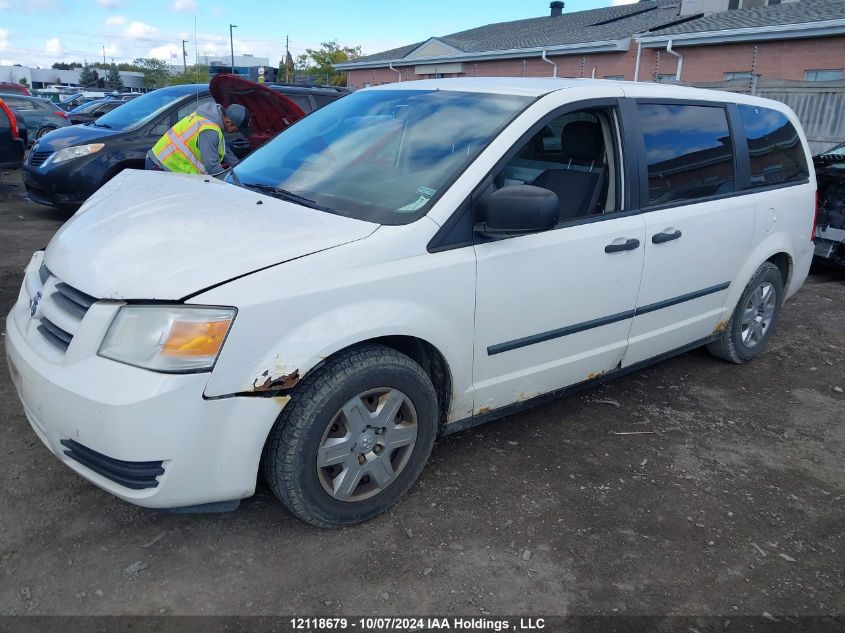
[301,40,361,86]
[19,77,29,88]
[168,65,210,85]
[105,65,124,91]
[132,57,170,89]
[52,62,82,70]
[78,63,99,88]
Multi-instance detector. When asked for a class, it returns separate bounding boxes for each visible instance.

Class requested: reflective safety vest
[151,112,224,174]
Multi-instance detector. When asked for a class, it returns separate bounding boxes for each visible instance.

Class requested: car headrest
[561,121,604,161]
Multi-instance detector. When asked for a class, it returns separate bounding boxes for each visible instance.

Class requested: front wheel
[708,261,784,363]
[262,344,438,528]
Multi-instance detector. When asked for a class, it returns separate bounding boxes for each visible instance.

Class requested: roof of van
[365,77,791,107]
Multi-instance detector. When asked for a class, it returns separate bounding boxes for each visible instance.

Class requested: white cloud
[123,21,157,39]
[171,0,197,12]
[210,4,225,17]
[105,15,126,26]
[103,43,121,57]
[0,28,10,52]
[96,0,123,8]
[149,43,181,61]
[45,37,65,55]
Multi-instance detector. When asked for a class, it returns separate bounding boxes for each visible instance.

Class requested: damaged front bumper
[5,254,283,509]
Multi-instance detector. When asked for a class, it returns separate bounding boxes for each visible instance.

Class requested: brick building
[336,0,845,89]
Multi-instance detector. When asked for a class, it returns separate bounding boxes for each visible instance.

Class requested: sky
[0,0,638,69]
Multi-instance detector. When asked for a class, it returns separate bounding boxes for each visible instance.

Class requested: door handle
[652,229,682,244]
[604,238,640,253]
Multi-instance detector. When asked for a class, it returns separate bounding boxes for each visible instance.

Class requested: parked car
[57,92,107,110]
[813,141,845,267]
[6,79,816,527]
[65,98,125,125]
[22,75,344,210]
[0,82,31,96]
[0,94,69,144]
[0,97,27,168]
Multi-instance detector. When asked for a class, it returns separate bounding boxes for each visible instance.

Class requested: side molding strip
[487,281,730,355]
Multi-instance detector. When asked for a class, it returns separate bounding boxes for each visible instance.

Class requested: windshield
[93,87,202,131]
[820,141,845,157]
[230,89,532,224]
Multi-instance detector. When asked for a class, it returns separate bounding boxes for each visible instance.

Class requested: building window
[604,75,624,80]
[655,74,677,83]
[637,103,734,206]
[805,69,843,81]
[724,71,752,81]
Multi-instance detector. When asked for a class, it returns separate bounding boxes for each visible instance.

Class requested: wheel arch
[268,335,454,428]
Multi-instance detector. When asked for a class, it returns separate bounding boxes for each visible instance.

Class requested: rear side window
[737,104,808,187]
[286,95,312,113]
[312,95,337,109]
[638,103,734,207]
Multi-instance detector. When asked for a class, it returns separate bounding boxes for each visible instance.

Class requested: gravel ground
[0,169,843,618]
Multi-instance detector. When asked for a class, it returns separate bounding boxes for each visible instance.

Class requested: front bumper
[5,253,283,509]
[22,154,101,208]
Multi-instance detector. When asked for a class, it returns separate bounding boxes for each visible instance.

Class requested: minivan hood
[44,170,378,300]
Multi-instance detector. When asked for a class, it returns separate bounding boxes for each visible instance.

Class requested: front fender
[196,222,477,421]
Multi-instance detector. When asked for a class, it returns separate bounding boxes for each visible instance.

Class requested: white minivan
[6,78,816,527]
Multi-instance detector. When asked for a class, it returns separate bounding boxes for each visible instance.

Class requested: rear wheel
[707,261,784,363]
[36,126,56,140]
[262,344,438,528]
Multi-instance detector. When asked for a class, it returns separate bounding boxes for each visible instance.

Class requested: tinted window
[286,95,312,113]
[312,95,338,109]
[737,104,808,187]
[638,103,734,206]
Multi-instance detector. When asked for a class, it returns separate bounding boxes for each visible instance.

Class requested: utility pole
[102,46,106,65]
[285,35,290,82]
[229,24,237,74]
[182,39,189,74]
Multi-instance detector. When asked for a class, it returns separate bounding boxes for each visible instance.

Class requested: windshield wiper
[241,183,336,213]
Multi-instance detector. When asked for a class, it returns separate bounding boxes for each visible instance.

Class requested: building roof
[657,0,845,35]
[338,0,845,69]
[338,1,691,69]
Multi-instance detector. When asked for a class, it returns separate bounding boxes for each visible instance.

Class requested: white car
[6,78,816,527]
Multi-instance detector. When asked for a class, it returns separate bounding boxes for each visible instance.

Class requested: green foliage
[19,77,29,88]
[168,65,210,85]
[78,63,100,88]
[132,57,170,89]
[105,65,124,91]
[297,40,361,86]
[52,62,82,70]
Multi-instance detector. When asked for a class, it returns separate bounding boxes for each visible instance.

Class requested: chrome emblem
[29,291,42,318]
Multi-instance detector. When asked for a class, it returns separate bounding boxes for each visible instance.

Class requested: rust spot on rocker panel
[712,320,729,334]
[252,369,301,392]
[586,370,608,380]
[477,406,491,415]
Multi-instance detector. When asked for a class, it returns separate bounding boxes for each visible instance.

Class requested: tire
[707,261,784,363]
[36,126,56,140]
[262,344,438,528]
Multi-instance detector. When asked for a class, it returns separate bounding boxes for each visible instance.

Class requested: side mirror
[475,185,558,237]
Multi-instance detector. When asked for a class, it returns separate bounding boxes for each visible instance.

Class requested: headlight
[50,143,105,164]
[98,305,236,372]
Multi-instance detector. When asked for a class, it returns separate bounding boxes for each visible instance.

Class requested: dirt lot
[0,168,842,619]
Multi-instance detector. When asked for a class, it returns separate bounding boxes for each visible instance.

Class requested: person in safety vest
[145,102,250,176]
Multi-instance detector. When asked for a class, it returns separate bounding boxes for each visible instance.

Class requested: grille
[28,149,54,168]
[60,439,165,490]
[26,263,97,353]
